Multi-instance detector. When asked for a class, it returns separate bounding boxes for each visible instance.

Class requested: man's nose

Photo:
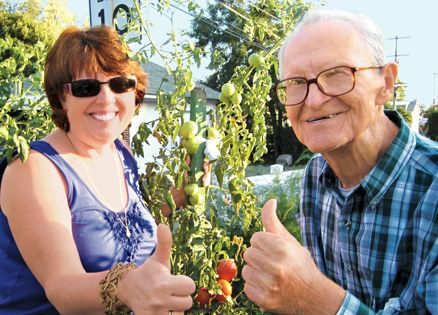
[304,81,331,108]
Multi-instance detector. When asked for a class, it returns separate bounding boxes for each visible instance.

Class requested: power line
[167,0,268,50]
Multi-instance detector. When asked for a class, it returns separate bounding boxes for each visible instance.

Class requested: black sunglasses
[63,76,137,97]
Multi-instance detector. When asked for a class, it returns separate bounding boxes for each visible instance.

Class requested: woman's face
[62,71,137,147]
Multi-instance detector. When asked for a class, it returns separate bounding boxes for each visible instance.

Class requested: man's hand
[118,224,196,315]
[242,199,345,314]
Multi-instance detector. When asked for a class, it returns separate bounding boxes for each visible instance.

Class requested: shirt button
[348,267,354,274]
[344,220,352,229]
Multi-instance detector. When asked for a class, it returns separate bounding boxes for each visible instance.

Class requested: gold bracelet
[99,262,136,315]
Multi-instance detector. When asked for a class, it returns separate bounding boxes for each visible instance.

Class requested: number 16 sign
[89,0,136,36]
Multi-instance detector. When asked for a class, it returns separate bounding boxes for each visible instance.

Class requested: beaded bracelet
[99,262,136,315]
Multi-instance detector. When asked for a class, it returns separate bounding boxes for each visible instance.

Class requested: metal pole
[434,73,437,105]
[189,87,207,186]
[387,36,410,110]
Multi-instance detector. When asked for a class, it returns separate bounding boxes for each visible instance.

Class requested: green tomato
[218,92,227,103]
[221,82,235,98]
[248,53,265,67]
[184,183,199,196]
[180,121,198,139]
[207,127,220,140]
[187,80,196,92]
[230,93,242,105]
[190,191,205,205]
[182,137,200,154]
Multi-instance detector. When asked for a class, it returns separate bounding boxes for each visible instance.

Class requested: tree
[384,78,412,125]
[423,107,438,141]
[0,0,76,160]
[189,0,313,163]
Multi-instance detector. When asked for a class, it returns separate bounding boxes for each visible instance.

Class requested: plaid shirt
[298,111,438,314]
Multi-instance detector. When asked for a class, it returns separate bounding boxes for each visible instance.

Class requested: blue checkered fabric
[298,111,438,314]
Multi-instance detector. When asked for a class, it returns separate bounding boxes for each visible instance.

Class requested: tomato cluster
[195,258,238,308]
[219,82,242,106]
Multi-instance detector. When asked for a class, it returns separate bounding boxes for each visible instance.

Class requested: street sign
[89,0,135,36]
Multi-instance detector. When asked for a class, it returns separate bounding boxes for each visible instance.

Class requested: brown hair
[44,25,148,131]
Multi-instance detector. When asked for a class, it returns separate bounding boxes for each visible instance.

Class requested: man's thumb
[151,224,172,268]
[261,199,288,236]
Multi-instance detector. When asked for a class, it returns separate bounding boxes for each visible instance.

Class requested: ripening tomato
[180,121,198,139]
[184,183,199,196]
[195,287,212,308]
[182,137,200,155]
[248,53,265,67]
[190,191,205,206]
[221,82,235,98]
[217,258,238,282]
[230,92,242,105]
[215,279,232,303]
[207,127,220,140]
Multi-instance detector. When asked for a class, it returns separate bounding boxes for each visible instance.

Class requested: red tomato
[215,279,232,303]
[217,259,238,281]
[195,287,212,308]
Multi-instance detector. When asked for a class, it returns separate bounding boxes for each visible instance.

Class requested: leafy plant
[129,1,311,313]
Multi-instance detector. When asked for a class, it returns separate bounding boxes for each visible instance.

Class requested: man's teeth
[91,112,117,121]
[308,113,338,122]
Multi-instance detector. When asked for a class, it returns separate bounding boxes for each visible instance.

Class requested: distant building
[395,99,422,132]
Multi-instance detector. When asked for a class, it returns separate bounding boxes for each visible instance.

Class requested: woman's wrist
[99,262,136,314]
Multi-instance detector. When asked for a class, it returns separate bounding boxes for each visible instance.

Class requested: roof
[143,62,220,100]
[407,99,419,112]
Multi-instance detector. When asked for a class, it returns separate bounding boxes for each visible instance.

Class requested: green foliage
[255,172,302,241]
[384,103,412,126]
[0,1,76,160]
[0,11,56,160]
[189,0,314,163]
[395,106,412,125]
[384,78,412,126]
[129,1,311,313]
[426,110,438,141]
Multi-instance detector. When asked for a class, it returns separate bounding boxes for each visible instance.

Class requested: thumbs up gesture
[117,224,196,315]
[242,200,345,314]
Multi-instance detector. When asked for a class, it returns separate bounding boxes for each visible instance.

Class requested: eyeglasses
[63,76,137,97]
[275,65,383,106]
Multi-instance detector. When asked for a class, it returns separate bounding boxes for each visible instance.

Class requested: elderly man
[242,9,438,314]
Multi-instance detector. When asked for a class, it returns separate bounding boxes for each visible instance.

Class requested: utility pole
[387,36,410,109]
[433,73,438,105]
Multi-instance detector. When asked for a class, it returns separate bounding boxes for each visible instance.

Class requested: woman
[0,26,194,314]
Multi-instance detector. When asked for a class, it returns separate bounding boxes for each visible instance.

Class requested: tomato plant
[180,120,198,139]
[184,183,199,196]
[195,287,213,308]
[248,53,265,68]
[217,259,238,282]
[128,1,313,314]
[215,279,233,303]
[221,82,235,98]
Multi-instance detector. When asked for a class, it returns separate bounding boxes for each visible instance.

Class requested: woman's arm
[1,150,107,314]
[1,150,195,314]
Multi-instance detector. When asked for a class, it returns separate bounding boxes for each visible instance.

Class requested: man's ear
[376,62,398,104]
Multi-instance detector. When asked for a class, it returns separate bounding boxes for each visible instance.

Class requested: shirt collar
[318,110,416,204]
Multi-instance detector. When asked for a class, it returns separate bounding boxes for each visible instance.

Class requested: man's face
[282,20,388,154]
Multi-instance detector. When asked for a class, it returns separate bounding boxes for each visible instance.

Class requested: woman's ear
[376,62,398,104]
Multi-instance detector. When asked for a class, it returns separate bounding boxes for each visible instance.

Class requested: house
[129,62,219,166]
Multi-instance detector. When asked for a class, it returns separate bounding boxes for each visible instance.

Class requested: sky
[68,0,438,106]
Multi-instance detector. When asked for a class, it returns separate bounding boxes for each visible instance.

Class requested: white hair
[278,9,385,79]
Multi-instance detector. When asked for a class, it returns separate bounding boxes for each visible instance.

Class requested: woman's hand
[118,224,196,315]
